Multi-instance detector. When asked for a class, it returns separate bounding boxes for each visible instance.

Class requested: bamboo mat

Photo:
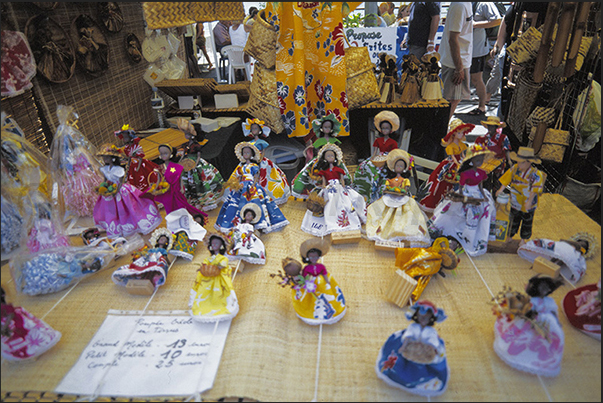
[1,194,601,402]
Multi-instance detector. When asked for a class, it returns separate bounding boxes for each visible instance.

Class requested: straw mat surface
[1,194,601,401]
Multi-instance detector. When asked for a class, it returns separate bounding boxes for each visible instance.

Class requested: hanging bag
[538,112,570,164]
[344,35,380,110]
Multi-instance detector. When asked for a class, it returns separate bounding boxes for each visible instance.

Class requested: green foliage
[343,12,365,28]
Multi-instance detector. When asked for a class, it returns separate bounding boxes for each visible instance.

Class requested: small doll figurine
[418,119,472,213]
[495,147,545,246]
[366,149,430,245]
[492,274,565,377]
[518,232,598,285]
[428,144,497,257]
[1,193,25,257]
[189,232,239,322]
[176,118,224,211]
[215,141,289,234]
[375,300,449,396]
[240,118,291,205]
[93,144,162,238]
[420,51,444,100]
[475,116,512,184]
[227,203,266,265]
[563,277,601,340]
[26,191,71,253]
[301,144,366,237]
[1,287,62,362]
[80,227,144,258]
[398,54,422,104]
[114,124,158,193]
[165,207,207,261]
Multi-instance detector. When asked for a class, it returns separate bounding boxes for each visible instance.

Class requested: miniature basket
[247,63,284,133]
[180,158,197,172]
[96,181,118,197]
[244,9,278,69]
[147,170,170,195]
[345,45,380,110]
[306,190,326,216]
[199,263,221,277]
[399,340,437,364]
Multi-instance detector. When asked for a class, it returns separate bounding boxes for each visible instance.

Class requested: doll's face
[516,159,531,172]
[157,235,169,249]
[210,237,224,252]
[283,262,301,277]
[321,120,333,135]
[242,147,253,161]
[380,121,392,136]
[158,146,172,162]
[471,154,485,168]
[455,130,465,140]
[193,215,204,225]
[324,150,336,164]
[394,159,406,174]
[243,209,256,223]
[102,155,113,165]
[417,311,434,327]
[487,125,498,134]
[307,250,320,264]
[250,124,261,136]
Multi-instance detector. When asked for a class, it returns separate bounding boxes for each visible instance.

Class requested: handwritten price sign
[56,313,231,397]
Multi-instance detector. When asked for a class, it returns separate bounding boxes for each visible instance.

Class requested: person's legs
[518,210,535,243]
[507,207,522,240]
[442,65,471,123]
[485,46,505,104]
[469,56,487,113]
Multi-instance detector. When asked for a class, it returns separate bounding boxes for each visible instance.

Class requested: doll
[375,300,449,396]
[495,147,546,246]
[112,227,174,290]
[418,119,471,213]
[165,208,207,261]
[1,287,62,362]
[428,144,497,257]
[291,114,352,199]
[517,232,598,285]
[150,144,209,222]
[80,227,144,258]
[215,141,289,234]
[301,144,366,237]
[420,51,444,100]
[398,54,422,104]
[176,118,224,211]
[352,110,400,204]
[474,116,512,186]
[366,149,430,246]
[1,193,24,257]
[240,118,290,205]
[562,277,601,340]
[492,274,565,377]
[93,144,162,238]
[189,232,239,322]
[25,190,71,253]
[114,124,158,193]
[227,203,266,265]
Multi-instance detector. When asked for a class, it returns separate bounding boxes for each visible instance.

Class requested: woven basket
[507,26,542,65]
[248,63,284,133]
[507,68,542,142]
[244,9,278,69]
[215,81,251,101]
[142,2,245,29]
[345,46,380,110]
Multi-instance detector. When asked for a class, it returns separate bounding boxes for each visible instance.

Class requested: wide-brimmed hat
[405,300,447,323]
[311,113,342,137]
[300,236,331,258]
[460,144,494,169]
[234,141,262,163]
[569,232,598,260]
[421,51,440,64]
[204,232,232,253]
[386,148,410,171]
[441,118,474,146]
[240,202,262,224]
[149,227,175,250]
[96,143,123,158]
[316,143,343,164]
[242,118,271,138]
[165,208,207,241]
[373,110,400,133]
[509,147,541,164]
[481,116,507,128]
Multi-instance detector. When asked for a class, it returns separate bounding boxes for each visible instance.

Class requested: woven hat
[421,51,440,64]
[240,202,262,224]
[481,116,507,128]
[312,113,342,137]
[460,144,494,169]
[405,300,447,323]
[439,248,459,270]
[242,118,271,138]
[386,148,410,171]
[234,141,262,163]
[149,227,175,250]
[441,119,474,146]
[300,236,331,258]
[96,143,123,158]
[509,147,541,164]
[569,232,598,260]
[316,143,343,164]
[165,208,207,241]
[205,232,232,253]
[373,110,400,133]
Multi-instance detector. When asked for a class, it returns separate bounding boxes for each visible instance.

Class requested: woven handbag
[247,63,284,133]
[244,10,278,70]
[539,113,570,164]
[345,45,380,109]
[526,106,557,142]
[507,26,542,65]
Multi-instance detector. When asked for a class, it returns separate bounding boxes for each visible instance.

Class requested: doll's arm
[524,191,537,211]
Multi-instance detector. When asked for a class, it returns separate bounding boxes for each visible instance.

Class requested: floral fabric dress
[93,165,162,238]
[122,139,158,193]
[227,223,266,265]
[181,141,224,211]
[351,136,396,206]
[376,323,449,396]
[493,296,564,377]
[215,162,289,234]
[112,247,171,289]
[249,138,290,205]
[189,254,239,322]
[427,168,496,257]
[301,167,366,237]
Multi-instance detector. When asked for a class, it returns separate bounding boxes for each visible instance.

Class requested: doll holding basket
[114,124,158,193]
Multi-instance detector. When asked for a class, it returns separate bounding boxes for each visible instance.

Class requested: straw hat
[149,227,175,250]
[240,202,262,224]
[386,148,410,171]
[242,118,271,137]
[421,51,440,64]
[405,300,447,323]
[441,119,474,146]
[234,141,262,163]
[373,110,400,133]
[204,232,232,253]
[316,143,343,164]
[460,144,494,168]
[96,143,123,158]
[300,236,331,258]
[312,113,342,137]
[481,116,507,128]
[509,147,541,164]
[569,232,598,260]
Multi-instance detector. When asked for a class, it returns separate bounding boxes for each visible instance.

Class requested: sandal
[467,107,486,116]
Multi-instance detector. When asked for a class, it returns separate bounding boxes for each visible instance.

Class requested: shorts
[470,55,488,74]
[441,66,471,101]
[196,36,206,49]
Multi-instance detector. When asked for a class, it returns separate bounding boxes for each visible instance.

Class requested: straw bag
[539,114,570,164]
[506,26,542,65]
[247,63,285,133]
[527,106,557,143]
[244,10,278,69]
[345,44,380,110]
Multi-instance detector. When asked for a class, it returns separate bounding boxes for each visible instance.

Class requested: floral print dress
[181,141,224,211]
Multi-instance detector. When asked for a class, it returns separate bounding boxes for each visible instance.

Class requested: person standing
[196,22,213,70]
[403,2,441,59]
[439,2,474,123]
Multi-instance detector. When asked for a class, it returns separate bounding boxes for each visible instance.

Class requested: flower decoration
[96,181,118,196]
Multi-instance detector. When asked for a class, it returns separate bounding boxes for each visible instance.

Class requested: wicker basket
[507,26,542,65]
[507,68,542,142]
[345,46,380,110]
[244,9,278,69]
[215,81,251,102]
[247,63,284,133]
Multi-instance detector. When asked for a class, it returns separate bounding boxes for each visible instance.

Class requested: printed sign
[345,27,397,65]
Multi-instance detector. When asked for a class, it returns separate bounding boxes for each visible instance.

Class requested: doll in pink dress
[26,191,71,253]
[114,124,158,192]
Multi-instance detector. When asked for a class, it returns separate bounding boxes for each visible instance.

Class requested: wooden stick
[533,3,560,83]
[564,2,592,77]
[551,3,577,68]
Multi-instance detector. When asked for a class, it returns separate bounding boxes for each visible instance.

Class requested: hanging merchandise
[142,29,171,63]
[1,30,37,98]
[70,14,109,77]
[125,33,143,63]
[97,2,124,33]
[573,80,601,152]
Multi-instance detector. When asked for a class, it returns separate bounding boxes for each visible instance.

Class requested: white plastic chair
[220,45,251,84]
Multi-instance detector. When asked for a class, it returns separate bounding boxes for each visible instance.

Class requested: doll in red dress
[115,124,158,192]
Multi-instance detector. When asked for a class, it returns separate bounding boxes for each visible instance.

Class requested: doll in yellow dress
[366,149,430,246]
[189,233,239,323]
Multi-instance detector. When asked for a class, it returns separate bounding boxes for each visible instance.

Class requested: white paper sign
[55,311,231,397]
[344,27,398,65]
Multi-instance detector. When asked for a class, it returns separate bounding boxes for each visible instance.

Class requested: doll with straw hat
[227,202,266,265]
[475,116,512,176]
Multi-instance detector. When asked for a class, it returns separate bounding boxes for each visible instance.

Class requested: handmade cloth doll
[428,144,497,257]
[176,118,224,211]
[418,119,471,213]
[165,207,207,261]
[49,105,104,217]
[353,110,400,204]
[495,147,545,245]
[240,118,290,204]
[80,227,144,258]
[398,54,422,104]
[227,203,266,265]
[114,124,158,193]
[492,274,565,377]
[366,149,430,245]
[1,193,24,257]
[1,287,62,362]
[420,51,444,100]
[150,144,209,221]
[111,227,174,290]
[93,144,162,238]
[562,277,601,340]
[25,190,71,253]
[474,116,512,184]
[375,300,449,396]
[1,30,37,98]
[301,144,366,237]
[291,114,352,199]
[215,141,289,234]
[517,232,598,285]
[189,232,239,322]
[394,237,459,303]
